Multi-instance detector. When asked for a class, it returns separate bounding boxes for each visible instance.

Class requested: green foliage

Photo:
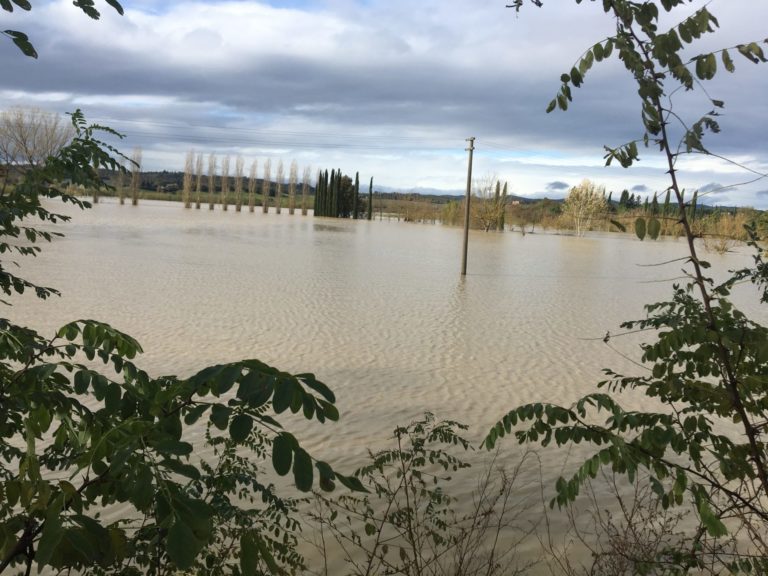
[313,169,365,219]
[367,176,373,221]
[0,113,357,575]
[1,0,124,58]
[495,1,768,572]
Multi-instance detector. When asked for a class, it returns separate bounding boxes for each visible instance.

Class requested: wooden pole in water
[461,137,475,276]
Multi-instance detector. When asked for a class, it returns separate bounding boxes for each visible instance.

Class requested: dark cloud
[756,190,768,197]
[546,181,569,191]
[2,0,767,202]
[699,182,727,194]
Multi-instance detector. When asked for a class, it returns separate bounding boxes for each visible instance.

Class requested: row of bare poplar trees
[181,151,312,215]
[100,147,142,206]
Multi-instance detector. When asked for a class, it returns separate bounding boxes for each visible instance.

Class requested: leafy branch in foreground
[489,1,768,573]
[1,0,124,58]
[0,111,361,575]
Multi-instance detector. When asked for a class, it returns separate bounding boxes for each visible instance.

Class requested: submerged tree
[207,154,216,211]
[234,155,244,212]
[182,149,194,209]
[0,107,74,173]
[562,179,607,236]
[220,155,230,211]
[261,159,271,214]
[194,152,204,209]
[288,160,298,215]
[130,147,142,206]
[248,159,257,213]
[301,165,310,216]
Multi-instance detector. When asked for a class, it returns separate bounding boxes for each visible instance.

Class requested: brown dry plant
[220,155,230,211]
[130,147,142,206]
[234,156,244,212]
[208,154,217,210]
[248,159,257,213]
[301,166,311,215]
[194,152,203,209]
[182,149,194,209]
[275,160,284,215]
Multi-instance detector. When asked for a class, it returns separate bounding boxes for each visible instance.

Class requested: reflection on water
[7,199,764,569]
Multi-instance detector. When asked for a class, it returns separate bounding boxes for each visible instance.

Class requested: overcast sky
[1,0,767,206]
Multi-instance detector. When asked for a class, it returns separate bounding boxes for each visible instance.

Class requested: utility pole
[461,137,475,276]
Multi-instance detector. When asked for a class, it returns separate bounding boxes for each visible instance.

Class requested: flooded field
[8,199,764,572]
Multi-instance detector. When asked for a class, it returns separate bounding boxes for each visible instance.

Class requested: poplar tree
[234,156,244,212]
[288,160,298,215]
[261,159,271,213]
[115,159,125,205]
[207,154,216,210]
[368,176,373,220]
[220,155,230,211]
[130,147,142,206]
[275,160,284,215]
[248,159,257,213]
[182,150,194,209]
[194,152,203,209]
[301,166,310,215]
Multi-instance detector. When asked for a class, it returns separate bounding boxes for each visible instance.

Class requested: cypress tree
[651,192,659,215]
[643,196,650,213]
[313,169,320,216]
[619,189,629,209]
[498,182,507,231]
[325,170,330,217]
[607,191,612,205]
[663,189,671,215]
[320,170,327,217]
[353,172,360,219]
[331,169,339,218]
[368,176,373,220]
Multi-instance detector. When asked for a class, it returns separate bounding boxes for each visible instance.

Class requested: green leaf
[229,413,253,443]
[167,519,197,570]
[648,217,661,240]
[336,473,368,492]
[609,219,626,232]
[300,374,336,403]
[74,370,91,394]
[105,0,124,15]
[240,532,259,576]
[272,379,295,414]
[635,218,647,241]
[272,433,293,476]
[35,514,64,568]
[293,447,313,492]
[698,499,728,537]
[210,404,231,430]
[722,49,735,72]
[4,29,37,58]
